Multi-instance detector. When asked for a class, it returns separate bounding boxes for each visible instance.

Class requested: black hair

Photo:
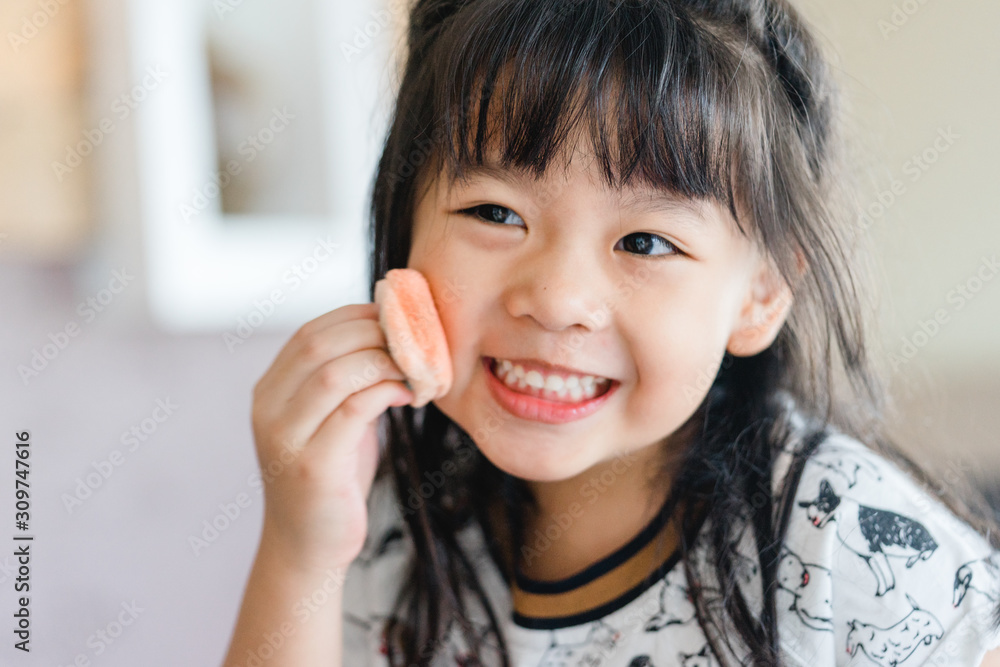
[366,1,1000,664]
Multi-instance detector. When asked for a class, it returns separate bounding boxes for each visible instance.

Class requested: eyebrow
[618,191,708,221]
[452,163,709,224]
[452,163,536,188]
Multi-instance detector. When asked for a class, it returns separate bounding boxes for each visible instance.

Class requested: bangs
[426,0,777,235]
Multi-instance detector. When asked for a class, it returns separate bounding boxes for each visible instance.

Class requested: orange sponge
[374,268,453,408]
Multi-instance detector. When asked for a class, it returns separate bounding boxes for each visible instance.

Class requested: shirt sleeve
[772,432,1000,666]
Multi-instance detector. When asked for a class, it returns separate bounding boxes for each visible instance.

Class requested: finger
[307,378,413,465]
[261,317,391,411]
[272,302,379,370]
[276,348,410,451]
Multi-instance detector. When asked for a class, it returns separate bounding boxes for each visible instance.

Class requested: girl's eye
[460,204,681,258]
[616,233,680,258]
[461,204,525,227]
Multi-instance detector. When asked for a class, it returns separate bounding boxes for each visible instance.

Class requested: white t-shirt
[342,409,1000,666]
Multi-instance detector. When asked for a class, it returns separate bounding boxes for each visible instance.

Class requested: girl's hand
[250,303,413,572]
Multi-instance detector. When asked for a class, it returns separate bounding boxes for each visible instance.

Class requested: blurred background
[0,0,997,664]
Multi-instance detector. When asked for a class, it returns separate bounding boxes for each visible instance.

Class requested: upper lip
[487,356,616,382]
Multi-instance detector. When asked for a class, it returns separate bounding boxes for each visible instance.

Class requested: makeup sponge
[374,268,453,408]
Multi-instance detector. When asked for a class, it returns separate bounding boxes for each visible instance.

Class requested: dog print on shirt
[845,593,943,666]
[953,555,1000,607]
[645,567,698,631]
[776,547,833,632]
[812,454,883,489]
[798,478,938,596]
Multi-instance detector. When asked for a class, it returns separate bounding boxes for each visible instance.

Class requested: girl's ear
[726,254,796,358]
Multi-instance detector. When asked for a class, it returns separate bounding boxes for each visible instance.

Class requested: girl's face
[406,139,791,484]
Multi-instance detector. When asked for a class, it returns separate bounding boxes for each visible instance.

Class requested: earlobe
[726,262,794,358]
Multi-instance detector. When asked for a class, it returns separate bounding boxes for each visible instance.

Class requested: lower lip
[482,357,619,424]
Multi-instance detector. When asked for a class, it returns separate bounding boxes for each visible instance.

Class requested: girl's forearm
[222,533,348,667]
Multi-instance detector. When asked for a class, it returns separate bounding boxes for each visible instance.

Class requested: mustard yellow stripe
[512,517,677,619]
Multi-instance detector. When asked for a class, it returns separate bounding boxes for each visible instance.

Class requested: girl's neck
[500,441,683,583]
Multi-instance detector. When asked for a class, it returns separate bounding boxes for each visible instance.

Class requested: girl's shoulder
[767,399,1000,665]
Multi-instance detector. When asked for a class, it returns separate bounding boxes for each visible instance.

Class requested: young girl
[224,0,1000,665]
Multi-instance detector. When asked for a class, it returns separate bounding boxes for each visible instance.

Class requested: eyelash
[458,204,683,258]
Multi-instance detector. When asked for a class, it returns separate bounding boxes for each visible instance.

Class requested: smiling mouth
[486,357,615,404]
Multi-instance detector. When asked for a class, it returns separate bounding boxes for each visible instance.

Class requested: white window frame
[120,0,395,333]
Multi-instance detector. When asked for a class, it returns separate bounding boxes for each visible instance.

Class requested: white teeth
[491,358,610,402]
[524,370,545,389]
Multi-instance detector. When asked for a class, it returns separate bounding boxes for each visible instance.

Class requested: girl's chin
[482,458,572,484]
[471,434,594,482]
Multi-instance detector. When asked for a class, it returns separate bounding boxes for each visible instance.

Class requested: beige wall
[789,0,1000,470]
[792,0,999,375]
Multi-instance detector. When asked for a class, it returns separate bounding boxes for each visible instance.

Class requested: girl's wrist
[258,516,356,580]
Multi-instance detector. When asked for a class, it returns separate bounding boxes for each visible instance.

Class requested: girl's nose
[502,246,608,333]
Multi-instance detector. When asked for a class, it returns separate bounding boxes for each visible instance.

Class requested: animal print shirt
[342,407,1000,666]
